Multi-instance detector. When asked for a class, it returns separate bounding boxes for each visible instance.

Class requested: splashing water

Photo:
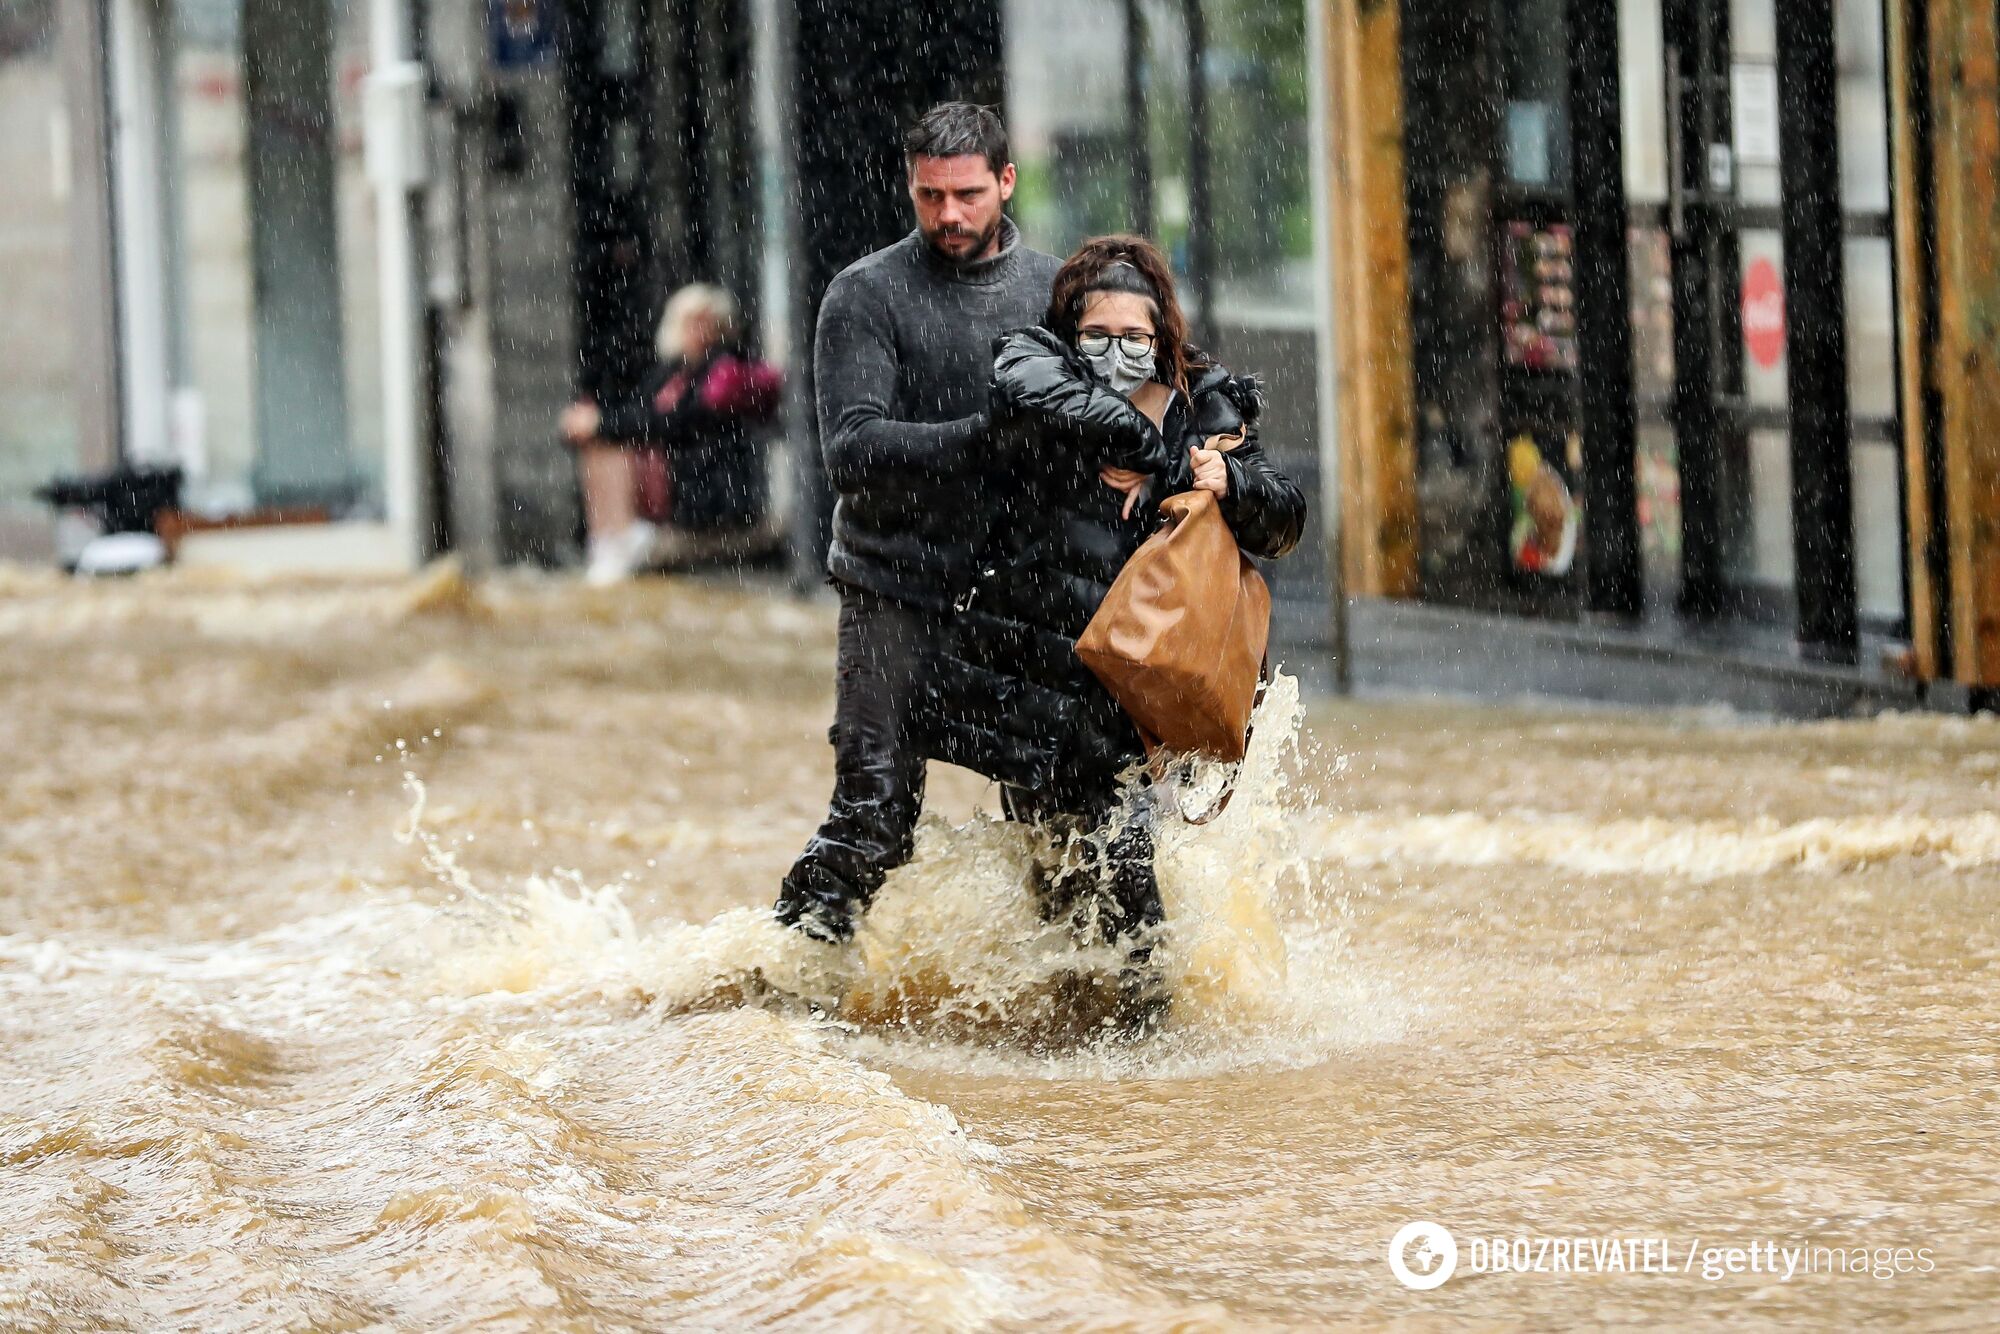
[411,671,1403,1078]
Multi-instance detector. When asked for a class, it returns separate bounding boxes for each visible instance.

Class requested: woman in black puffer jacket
[927,235,1306,1034]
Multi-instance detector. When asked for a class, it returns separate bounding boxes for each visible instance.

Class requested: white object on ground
[75,531,168,576]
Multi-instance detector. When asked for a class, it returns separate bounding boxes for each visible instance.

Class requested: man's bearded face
[908,154,1016,263]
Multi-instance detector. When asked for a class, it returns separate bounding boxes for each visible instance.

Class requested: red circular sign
[1743,257,1786,369]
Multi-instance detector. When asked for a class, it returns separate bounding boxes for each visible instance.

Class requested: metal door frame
[1661,0,1875,659]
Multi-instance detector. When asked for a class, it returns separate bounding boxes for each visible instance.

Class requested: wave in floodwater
[411,671,1409,1079]
[1,666,1391,1328]
[1303,807,2000,881]
[10,571,1999,1327]
[2,908,1225,1327]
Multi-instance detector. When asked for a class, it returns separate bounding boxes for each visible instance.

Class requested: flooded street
[3,568,1997,1329]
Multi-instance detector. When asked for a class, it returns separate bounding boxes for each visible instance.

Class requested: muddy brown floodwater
[3,566,1997,1330]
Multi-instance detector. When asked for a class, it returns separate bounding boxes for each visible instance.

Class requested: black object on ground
[35,465,184,536]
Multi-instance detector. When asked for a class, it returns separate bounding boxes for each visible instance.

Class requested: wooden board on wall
[1887,0,1942,680]
[1323,0,1419,599]
[1926,0,2000,685]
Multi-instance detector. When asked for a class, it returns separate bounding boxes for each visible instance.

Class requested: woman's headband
[1078,259,1161,308]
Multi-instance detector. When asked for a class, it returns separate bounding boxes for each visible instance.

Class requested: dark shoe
[773,891,856,944]
[1109,987,1169,1042]
[774,860,866,943]
[1107,944,1170,1042]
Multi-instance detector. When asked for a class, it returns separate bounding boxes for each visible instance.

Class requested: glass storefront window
[1845,236,1895,422]
[1731,0,1782,209]
[1734,228,1793,595]
[1500,0,1571,192]
[1854,442,1904,621]
[1202,0,1313,319]
[1186,0,1322,600]
[1732,4,1892,214]
[166,0,383,514]
[1835,0,1889,214]
[1002,0,1128,256]
[1139,0,1191,272]
[1005,0,1316,320]
[1834,0,1899,626]
[1638,423,1682,576]
[0,1,79,523]
[1731,0,1901,627]
[173,0,257,507]
[1618,0,1668,204]
[1742,427,1794,588]
[1005,0,1324,602]
[1630,228,1679,581]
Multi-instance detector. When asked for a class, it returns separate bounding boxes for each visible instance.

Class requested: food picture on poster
[1500,222,1577,372]
[1509,434,1580,576]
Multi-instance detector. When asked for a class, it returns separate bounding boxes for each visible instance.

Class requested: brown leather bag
[1076,488,1271,763]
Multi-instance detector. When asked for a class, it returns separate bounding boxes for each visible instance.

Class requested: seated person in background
[560,284,782,586]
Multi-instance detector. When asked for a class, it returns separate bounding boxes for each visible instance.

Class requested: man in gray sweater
[776,103,1062,944]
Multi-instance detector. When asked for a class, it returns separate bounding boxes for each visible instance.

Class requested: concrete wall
[482,67,581,565]
[1213,318,1328,613]
[430,2,580,570]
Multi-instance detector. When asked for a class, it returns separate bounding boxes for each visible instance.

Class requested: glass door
[165,0,382,516]
[1661,0,1902,640]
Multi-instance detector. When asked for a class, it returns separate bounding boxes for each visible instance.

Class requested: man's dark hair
[902,102,1008,176]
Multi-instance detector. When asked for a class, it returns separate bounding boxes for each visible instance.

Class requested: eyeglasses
[1076,330,1157,359]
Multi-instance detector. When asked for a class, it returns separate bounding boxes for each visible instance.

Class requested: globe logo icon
[1389,1221,1458,1290]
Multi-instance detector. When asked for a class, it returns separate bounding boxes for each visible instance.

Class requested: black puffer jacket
[925,327,1307,800]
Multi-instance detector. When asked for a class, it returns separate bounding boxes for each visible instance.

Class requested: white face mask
[1078,340,1157,395]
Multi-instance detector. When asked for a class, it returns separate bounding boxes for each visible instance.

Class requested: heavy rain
[3,0,1999,1328]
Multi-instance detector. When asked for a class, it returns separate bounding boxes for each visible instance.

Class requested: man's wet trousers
[775,587,940,940]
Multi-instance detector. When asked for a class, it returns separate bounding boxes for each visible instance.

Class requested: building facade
[1328,0,2000,705]
[7,0,1332,618]
[5,0,395,533]
[15,0,1998,706]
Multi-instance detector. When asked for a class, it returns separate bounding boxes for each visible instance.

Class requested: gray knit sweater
[814,218,1061,609]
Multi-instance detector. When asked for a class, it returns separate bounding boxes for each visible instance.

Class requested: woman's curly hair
[1044,234,1207,395]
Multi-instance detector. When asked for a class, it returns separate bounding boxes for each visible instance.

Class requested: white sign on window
[1731,62,1781,165]
[1506,100,1553,187]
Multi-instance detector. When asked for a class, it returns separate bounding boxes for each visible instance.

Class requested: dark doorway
[1660,0,1873,661]
[1402,0,1641,621]
[1405,0,1886,660]
[562,0,660,402]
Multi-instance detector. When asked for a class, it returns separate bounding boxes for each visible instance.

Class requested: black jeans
[775,587,940,940]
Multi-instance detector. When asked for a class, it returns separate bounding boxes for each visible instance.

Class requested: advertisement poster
[1499,222,1577,372]
[1508,434,1581,576]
